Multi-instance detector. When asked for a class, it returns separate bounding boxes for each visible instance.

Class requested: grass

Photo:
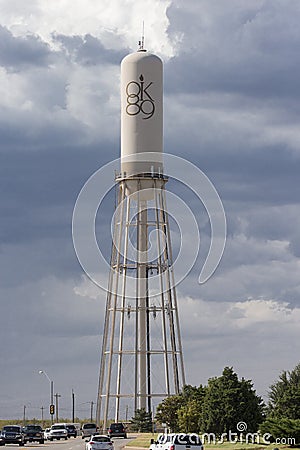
[126,433,155,447]
[204,444,272,450]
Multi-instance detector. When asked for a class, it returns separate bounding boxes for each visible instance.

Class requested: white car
[48,424,68,441]
[85,435,114,450]
[44,428,51,440]
[150,434,203,450]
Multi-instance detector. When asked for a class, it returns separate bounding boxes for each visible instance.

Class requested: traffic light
[50,404,55,415]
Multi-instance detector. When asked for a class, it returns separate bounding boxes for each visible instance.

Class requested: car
[66,424,77,438]
[107,423,127,439]
[85,434,114,450]
[71,423,81,436]
[0,425,25,446]
[150,434,203,450]
[23,424,44,444]
[48,423,68,440]
[44,428,51,440]
[82,423,98,439]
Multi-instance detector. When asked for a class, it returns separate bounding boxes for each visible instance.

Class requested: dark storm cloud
[0,112,84,149]
[53,33,129,65]
[1,0,300,419]
[0,26,122,293]
[166,0,300,99]
[0,143,117,288]
[0,27,121,279]
[163,0,300,231]
[156,1,300,314]
[0,25,52,70]
[167,137,300,206]
[244,204,300,241]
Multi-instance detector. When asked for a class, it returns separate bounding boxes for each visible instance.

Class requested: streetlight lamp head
[38,370,51,383]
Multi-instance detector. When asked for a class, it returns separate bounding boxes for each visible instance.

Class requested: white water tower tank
[120,49,163,177]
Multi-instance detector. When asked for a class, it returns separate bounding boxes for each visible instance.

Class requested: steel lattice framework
[96,173,185,429]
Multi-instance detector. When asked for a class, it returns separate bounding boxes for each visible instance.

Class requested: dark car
[23,424,44,444]
[66,424,77,438]
[1,425,25,446]
[107,423,127,439]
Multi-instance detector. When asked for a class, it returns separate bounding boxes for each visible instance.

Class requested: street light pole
[39,370,54,424]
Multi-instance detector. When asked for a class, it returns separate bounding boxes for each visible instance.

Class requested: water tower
[96,45,185,429]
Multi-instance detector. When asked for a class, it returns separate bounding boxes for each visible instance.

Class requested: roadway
[3,437,138,450]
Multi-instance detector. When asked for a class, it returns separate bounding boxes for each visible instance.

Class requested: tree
[181,385,206,403]
[155,370,264,434]
[155,394,185,431]
[237,377,266,431]
[155,385,206,432]
[130,408,152,432]
[199,367,264,435]
[260,417,300,444]
[177,385,206,433]
[268,362,300,419]
[178,399,201,433]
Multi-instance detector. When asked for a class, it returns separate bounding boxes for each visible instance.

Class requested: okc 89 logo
[126,74,155,119]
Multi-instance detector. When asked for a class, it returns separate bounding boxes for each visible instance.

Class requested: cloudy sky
[1,0,300,421]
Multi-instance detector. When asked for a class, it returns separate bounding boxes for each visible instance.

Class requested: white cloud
[74,274,107,301]
[66,64,119,133]
[1,0,173,56]
[180,296,300,337]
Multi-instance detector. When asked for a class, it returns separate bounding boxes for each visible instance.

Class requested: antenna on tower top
[138,21,145,51]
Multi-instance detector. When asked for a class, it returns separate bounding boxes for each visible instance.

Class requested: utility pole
[72,390,75,423]
[23,405,26,426]
[40,406,44,427]
[90,401,94,422]
[54,393,61,422]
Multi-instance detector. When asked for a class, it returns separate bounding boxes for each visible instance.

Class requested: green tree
[178,399,201,433]
[177,385,206,433]
[260,417,300,444]
[268,362,300,419]
[200,367,264,435]
[156,371,263,434]
[238,377,265,431]
[130,408,152,432]
[155,394,185,431]
[181,384,206,403]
